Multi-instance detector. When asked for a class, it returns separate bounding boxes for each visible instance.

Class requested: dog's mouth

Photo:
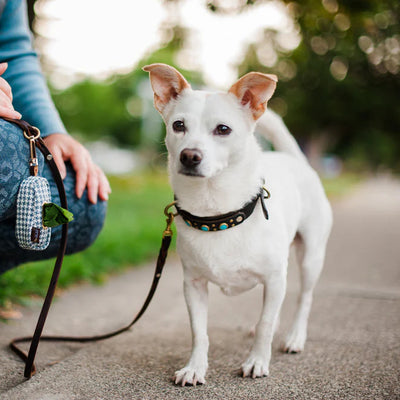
[178,168,205,178]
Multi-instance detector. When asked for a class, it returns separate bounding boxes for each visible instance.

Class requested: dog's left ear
[229,72,278,120]
[143,63,191,114]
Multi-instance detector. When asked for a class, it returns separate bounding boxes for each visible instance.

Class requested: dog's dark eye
[172,120,185,132]
[214,124,232,136]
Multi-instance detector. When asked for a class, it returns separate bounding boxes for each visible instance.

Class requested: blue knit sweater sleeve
[0,0,66,136]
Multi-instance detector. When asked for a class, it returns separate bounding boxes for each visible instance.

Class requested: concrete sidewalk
[1,176,400,400]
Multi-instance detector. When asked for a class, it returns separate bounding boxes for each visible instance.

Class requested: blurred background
[1,0,399,308]
[29,0,400,174]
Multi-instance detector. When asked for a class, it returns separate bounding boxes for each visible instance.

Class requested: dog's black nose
[180,148,203,168]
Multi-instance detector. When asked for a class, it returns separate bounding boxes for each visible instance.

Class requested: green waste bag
[43,203,74,228]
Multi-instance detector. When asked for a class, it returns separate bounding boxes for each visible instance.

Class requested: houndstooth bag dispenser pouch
[16,176,52,250]
[15,126,53,250]
[14,124,73,252]
[15,124,73,251]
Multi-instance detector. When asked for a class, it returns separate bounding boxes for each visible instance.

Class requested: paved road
[1,176,400,400]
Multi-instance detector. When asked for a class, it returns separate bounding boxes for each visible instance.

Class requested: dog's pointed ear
[228,72,278,120]
[143,63,191,113]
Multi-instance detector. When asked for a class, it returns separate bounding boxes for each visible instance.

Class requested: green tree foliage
[52,71,143,147]
[209,0,400,169]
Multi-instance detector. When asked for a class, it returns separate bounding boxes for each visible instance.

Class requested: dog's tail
[256,109,308,163]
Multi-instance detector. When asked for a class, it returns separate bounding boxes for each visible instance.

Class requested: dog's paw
[174,365,206,387]
[241,355,269,379]
[282,327,306,353]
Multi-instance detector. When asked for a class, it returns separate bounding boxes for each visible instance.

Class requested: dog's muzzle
[179,148,204,177]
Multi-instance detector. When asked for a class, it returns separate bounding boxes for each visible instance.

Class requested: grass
[321,172,362,199]
[0,169,361,309]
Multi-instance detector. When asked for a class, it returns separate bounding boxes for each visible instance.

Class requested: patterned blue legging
[0,119,107,274]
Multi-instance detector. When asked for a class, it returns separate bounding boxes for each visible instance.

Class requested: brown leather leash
[4,118,174,379]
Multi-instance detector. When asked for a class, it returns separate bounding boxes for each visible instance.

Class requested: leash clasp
[163,201,177,238]
[24,127,41,176]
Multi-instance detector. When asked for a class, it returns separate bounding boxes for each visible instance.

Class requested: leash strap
[5,118,173,379]
[10,234,171,377]
[4,117,69,378]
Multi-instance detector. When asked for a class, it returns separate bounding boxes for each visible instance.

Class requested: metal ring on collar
[263,186,271,199]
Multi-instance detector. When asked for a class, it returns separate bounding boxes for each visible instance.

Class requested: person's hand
[0,63,22,120]
[43,133,111,204]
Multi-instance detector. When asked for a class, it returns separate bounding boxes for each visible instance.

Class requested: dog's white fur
[143,64,332,386]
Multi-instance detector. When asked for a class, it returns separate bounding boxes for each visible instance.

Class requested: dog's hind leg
[282,232,328,353]
[174,275,209,386]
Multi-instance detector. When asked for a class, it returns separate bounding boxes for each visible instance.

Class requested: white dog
[143,64,332,386]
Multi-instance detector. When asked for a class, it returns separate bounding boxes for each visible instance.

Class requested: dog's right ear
[143,64,191,113]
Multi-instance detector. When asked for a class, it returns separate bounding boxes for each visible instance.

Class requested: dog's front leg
[174,275,209,386]
[242,271,286,378]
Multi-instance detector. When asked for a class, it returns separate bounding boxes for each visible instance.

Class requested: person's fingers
[97,166,111,201]
[0,72,20,119]
[42,133,111,204]
[0,77,13,102]
[49,145,67,179]
[0,93,10,107]
[0,63,8,76]
[86,164,100,204]
[0,105,21,119]
[69,148,89,199]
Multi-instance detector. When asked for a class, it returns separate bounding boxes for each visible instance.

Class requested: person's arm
[0,0,66,136]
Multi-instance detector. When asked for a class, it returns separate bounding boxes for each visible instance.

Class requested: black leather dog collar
[175,187,269,232]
